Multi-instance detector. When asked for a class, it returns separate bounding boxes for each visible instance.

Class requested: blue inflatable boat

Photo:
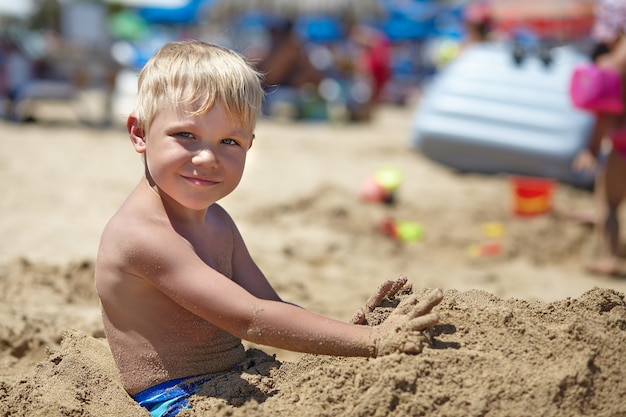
[410,42,596,188]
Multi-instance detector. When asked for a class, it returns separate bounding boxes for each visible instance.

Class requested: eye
[176,132,195,140]
[221,138,239,146]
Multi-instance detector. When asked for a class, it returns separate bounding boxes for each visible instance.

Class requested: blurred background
[0,0,596,126]
[3,0,625,309]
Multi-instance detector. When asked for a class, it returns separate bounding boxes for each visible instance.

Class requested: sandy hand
[370,288,443,356]
[350,275,411,324]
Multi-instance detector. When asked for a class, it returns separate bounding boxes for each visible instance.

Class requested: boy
[95,40,443,417]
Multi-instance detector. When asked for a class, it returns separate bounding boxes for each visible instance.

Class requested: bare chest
[184,224,234,279]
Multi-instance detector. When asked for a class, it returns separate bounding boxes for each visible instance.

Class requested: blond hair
[134,40,264,130]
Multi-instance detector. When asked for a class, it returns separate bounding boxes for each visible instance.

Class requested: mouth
[182,175,219,186]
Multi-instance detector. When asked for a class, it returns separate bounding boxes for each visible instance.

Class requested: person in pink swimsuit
[572,0,626,275]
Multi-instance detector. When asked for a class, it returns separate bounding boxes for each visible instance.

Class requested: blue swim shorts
[132,374,213,417]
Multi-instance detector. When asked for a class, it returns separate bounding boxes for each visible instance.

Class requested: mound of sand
[1,259,625,417]
[3,105,626,416]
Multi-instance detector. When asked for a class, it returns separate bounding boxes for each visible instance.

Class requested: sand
[1,101,626,416]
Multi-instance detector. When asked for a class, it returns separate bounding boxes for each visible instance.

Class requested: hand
[350,275,411,324]
[370,288,443,356]
[572,149,597,173]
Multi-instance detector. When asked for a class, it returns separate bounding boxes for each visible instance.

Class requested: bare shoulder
[96,193,173,283]
[206,202,234,223]
[205,203,240,236]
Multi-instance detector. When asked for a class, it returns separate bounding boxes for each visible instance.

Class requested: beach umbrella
[210,0,384,20]
[490,0,595,39]
[137,0,211,24]
[102,0,190,7]
[104,0,213,24]
[491,0,594,19]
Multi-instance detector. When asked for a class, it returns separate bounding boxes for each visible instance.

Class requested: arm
[224,206,283,302]
[574,35,626,172]
[573,112,612,172]
[605,34,626,76]
[130,223,441,357]
[257,38,300,86]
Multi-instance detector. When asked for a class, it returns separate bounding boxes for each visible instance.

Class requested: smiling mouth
[183,175,218,186]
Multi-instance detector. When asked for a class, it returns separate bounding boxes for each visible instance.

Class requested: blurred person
[95,40,443,417]
[0,38,34,121]
[348,22,391,104]
[255,16,323,118]
[461,1,492,50]
[344,18,392,121]
[432,1,493,70]
[571,0,626,276]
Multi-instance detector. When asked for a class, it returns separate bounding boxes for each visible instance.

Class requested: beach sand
[1,102,625,416]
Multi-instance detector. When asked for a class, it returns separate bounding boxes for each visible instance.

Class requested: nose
[191,148,218,166]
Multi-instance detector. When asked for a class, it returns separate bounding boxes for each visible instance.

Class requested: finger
[350,308,366,324]
[409,289,443,318]
[405,313,440,331]
[395,293,419,314]
[365,280,395,312]
[399,340,422,354]
[388,275,408,298]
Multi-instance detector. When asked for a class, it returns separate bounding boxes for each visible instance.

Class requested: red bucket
[511,176,555,217]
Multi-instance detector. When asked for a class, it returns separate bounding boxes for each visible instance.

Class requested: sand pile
[2,106,626,416]
[1,258,625,417]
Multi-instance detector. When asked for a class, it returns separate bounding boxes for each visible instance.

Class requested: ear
[127,114,147,154]
[248,133,255,150]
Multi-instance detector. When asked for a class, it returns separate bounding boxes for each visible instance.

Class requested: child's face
[135,101,254,211]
